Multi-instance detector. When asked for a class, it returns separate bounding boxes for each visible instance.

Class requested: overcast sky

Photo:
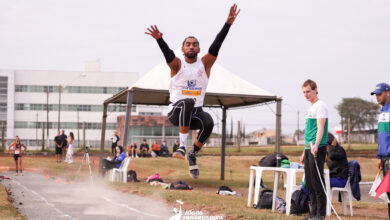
[1,0,389,135]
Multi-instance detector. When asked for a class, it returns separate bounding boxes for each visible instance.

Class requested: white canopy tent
[100,57,282,181]
[102,60,277,107]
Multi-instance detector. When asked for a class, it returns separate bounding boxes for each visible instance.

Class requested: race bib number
[15,150,20,154]
[182,90,201,96]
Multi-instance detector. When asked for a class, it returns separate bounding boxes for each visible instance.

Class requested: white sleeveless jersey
[169,57,209,108]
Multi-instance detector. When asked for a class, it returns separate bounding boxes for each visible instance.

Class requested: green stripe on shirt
[378,122,390,133]
[304,118,328,149]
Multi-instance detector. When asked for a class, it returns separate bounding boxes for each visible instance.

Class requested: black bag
[259,152,289,167]
[217,186,233,194]
[127,170,139,182]
[174,180,192,190]
[290,189,309,215]
[275,197,286,214]
[255,189,273,209]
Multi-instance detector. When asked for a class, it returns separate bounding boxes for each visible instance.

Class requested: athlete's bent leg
[187,108,214,178]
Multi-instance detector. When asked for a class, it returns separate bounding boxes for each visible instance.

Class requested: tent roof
[105,57,278,108]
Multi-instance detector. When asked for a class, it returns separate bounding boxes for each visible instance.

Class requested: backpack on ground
[275,196,286,214]
[127,170,139,182]
[173,180,192,190]
[255,189,273,209]
[290,188,309,215]
[217,186,233,194]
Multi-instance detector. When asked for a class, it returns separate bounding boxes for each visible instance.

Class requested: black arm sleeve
[157,38,175,63]
[208,23,231,57]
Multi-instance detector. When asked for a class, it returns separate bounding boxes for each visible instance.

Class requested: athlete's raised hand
[226,4,240,25]
[145,25,163,39]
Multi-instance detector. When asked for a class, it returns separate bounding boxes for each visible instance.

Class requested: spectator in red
[151,141,161,157]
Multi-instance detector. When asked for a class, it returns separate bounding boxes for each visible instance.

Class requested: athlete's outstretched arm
[202,4,240,76]
[7,143,13,151]
[145,25,181,76]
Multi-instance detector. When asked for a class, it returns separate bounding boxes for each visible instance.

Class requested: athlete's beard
[184,51,198,59]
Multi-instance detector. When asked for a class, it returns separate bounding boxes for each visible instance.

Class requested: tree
[242,124,245,140]
[230,118,233,139]
[293,129,304,144]
[336,97,380,133]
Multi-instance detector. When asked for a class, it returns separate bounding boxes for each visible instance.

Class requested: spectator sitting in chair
[140,139,149,158]
[130,141,139,158]
[151,141,160,157]
[326,132,349,188]
[101,145,126,177]
[172,140,179,153]
[160,141,169,157]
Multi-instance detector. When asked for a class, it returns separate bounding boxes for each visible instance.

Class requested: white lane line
[102,196,166,219]
[11,179,76,220]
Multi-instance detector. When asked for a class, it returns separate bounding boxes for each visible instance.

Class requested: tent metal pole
[220,106,227,180]
[99,103,108,169]
[275,98,282,164]
[123,90,133,148]
[272,98,282,212]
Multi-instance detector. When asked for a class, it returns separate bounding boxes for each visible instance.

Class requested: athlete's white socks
[179,132,189,148]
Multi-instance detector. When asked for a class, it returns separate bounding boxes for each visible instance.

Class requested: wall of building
[0,64,140,149]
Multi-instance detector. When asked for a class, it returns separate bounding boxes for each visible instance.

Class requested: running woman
[8,136,27,176]
[145,4,240,178]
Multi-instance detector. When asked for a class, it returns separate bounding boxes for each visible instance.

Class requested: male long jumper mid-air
[145,4,240,179]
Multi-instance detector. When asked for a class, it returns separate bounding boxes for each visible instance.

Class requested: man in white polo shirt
[300,79,328,220]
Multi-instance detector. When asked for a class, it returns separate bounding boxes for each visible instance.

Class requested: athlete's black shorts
[13,154,21,161]
[168,98,214,144]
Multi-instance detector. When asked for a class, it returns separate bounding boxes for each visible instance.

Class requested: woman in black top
[326,133,349,187]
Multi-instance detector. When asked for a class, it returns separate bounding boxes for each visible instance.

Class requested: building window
[129,126,178,137]
[15,85,126,94]
[14,103,132,112]
[0,77,7,133]
[139,112,162,116]
[14,121,116,130]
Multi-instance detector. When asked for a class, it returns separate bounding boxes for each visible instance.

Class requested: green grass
[0,143,386,219]
[0,184,25,220]
[198,144,378,155]
[19,143,379,156]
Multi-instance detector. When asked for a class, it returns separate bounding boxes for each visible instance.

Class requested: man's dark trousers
[304,146,327,217]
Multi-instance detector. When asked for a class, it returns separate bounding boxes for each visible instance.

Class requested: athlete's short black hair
[182,36,199,46]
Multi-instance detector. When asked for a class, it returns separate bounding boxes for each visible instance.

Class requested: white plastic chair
[109,157,131,183]
[331,176,353,216]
